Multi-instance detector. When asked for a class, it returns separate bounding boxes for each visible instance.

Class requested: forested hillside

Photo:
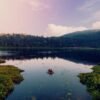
[0,30,100,48]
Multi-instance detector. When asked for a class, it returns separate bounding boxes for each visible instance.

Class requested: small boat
[47,69,54,75]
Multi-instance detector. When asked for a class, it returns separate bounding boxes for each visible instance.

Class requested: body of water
[2,57,93,100]
[0,50,98,100]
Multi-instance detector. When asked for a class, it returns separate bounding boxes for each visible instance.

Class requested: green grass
[92,65,100,73]
[79,65,100,100]
[0,65,24,100]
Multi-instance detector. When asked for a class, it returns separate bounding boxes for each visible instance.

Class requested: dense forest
[0,30,100,48]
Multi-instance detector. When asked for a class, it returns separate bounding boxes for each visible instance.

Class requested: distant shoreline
[0,47,100,51]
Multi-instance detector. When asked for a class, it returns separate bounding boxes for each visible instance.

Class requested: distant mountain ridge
[0,30,100,48]
[62,30,100,37]
[59,30,100,48]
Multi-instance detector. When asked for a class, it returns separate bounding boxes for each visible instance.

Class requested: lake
[0,49,100,100]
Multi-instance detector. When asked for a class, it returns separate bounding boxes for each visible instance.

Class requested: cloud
[93,11,100,20]
[45,24,87,36]
[21,0,50,11]
[78,0,100,25]
[79,0,100,11]
[92,21,100,29]
[45,21,100,37]
[30,0,49,11]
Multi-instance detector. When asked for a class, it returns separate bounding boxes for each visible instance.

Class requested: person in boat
[47,69,54,75]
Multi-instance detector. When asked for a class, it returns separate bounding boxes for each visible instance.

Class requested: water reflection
[4,57,93,100]
[0,49,100,65]
[0,49,99,100]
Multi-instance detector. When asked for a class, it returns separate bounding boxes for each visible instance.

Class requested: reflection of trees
[1,49,100,64]
[79,65,100,100]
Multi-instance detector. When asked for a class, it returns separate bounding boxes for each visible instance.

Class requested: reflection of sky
[4,57,93,73]
[5,57,93,100]
[0,51,10,56]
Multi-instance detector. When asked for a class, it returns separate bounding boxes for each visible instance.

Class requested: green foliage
[0,75,14,99]
[79,65,100,100]
[92,65,100,73]
[0,65,24,100]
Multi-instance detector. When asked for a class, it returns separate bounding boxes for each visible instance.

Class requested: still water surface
[3,57,93,100]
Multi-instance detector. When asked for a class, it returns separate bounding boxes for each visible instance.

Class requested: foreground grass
[0,65,24,100]
[79,65,100,100]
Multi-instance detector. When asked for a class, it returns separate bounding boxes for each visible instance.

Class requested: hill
[0,30,100,49]
[59,30,100,48]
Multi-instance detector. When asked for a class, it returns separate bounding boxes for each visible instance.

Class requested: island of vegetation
[0,65,24,100]
[79,65,100,100]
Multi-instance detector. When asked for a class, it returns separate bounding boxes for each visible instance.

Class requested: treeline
[0,30,100,48]
[0,34,59,47]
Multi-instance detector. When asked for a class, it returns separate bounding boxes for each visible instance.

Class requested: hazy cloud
[79,0,100,11]
[93,11,100,20]
[20,0,50,11]
[92,21,100,29]
[78,0,100,26]
[45,24,87,36]
[44,20,100,36]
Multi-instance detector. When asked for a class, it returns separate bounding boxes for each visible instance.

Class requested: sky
[0,0,100,36]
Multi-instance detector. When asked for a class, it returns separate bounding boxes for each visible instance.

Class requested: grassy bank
[0,65,24,100]
[79,65,100,100]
